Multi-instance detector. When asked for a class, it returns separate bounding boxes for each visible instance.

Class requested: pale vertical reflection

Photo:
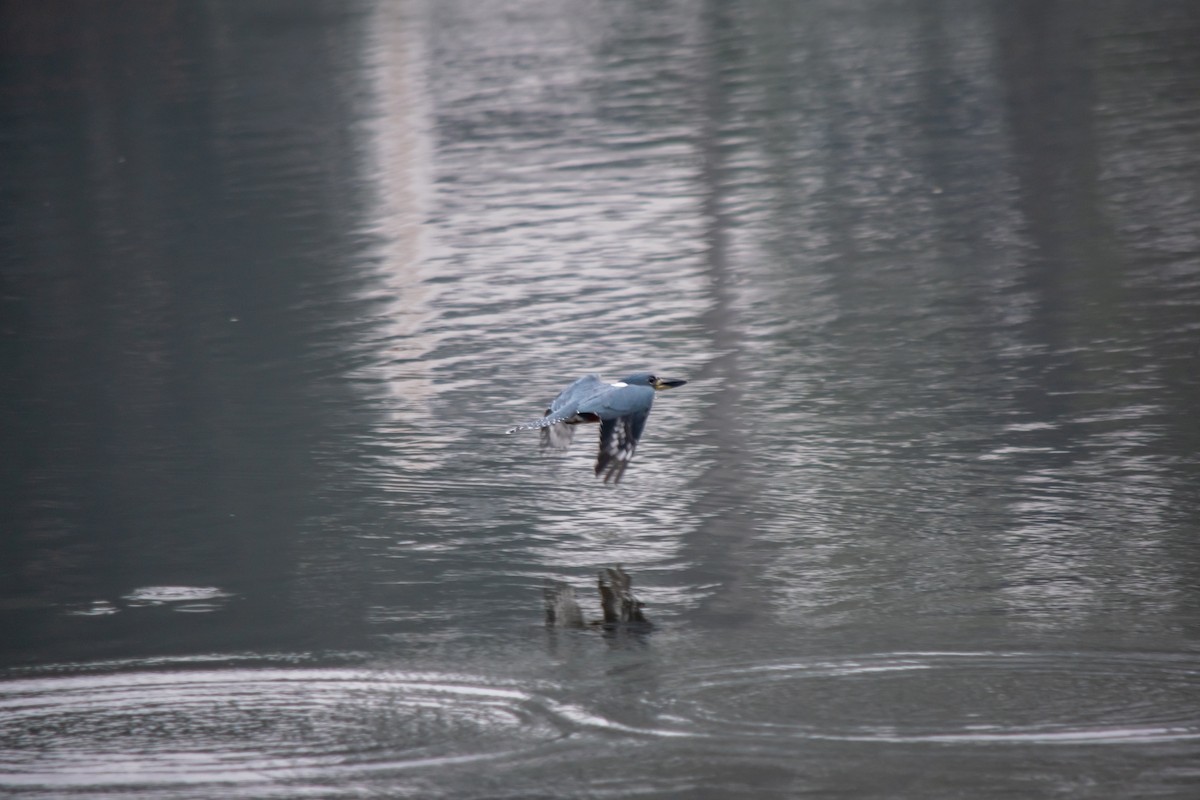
[358,2,443,469]
[707,4,1036,625]
[675,1,760,622]
[418,0,712,381]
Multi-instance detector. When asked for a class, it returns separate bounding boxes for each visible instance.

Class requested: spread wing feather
[540,410,576,450]
[594,411,649,484]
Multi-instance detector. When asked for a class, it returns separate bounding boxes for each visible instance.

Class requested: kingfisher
[506,372,687,484]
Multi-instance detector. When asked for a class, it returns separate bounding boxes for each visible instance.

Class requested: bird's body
[506,372,687,483]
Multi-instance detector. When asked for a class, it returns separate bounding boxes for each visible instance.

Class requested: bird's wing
[539,373,604,449]
[594,410,649,484]
[579,383,655,484]
[548,374,605,414]
[506,374,605,436]
[540,411,576,450]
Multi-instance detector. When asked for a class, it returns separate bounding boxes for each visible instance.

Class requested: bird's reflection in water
[544,566,653,642]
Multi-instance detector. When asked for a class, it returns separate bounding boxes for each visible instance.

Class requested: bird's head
[622,372,688,391]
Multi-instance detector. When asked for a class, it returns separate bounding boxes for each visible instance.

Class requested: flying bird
[506,372,687,484]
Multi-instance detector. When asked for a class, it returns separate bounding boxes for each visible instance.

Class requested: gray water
[3,1,1200,797]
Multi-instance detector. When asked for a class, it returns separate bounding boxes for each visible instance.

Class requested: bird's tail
[506,410,573,434]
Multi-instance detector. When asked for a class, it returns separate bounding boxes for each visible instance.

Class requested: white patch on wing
[609,381,627,387]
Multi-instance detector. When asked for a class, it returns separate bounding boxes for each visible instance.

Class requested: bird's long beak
[653,377,687,390]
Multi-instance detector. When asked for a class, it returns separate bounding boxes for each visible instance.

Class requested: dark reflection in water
[0,1,393,661]
[2,0,1200,797]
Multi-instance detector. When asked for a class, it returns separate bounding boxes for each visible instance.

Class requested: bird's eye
[647,375,657,383]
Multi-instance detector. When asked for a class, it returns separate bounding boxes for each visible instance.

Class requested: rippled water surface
[3,1,1200,797]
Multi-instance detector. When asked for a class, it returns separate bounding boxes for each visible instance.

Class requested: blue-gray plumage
[506,372,688,483]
